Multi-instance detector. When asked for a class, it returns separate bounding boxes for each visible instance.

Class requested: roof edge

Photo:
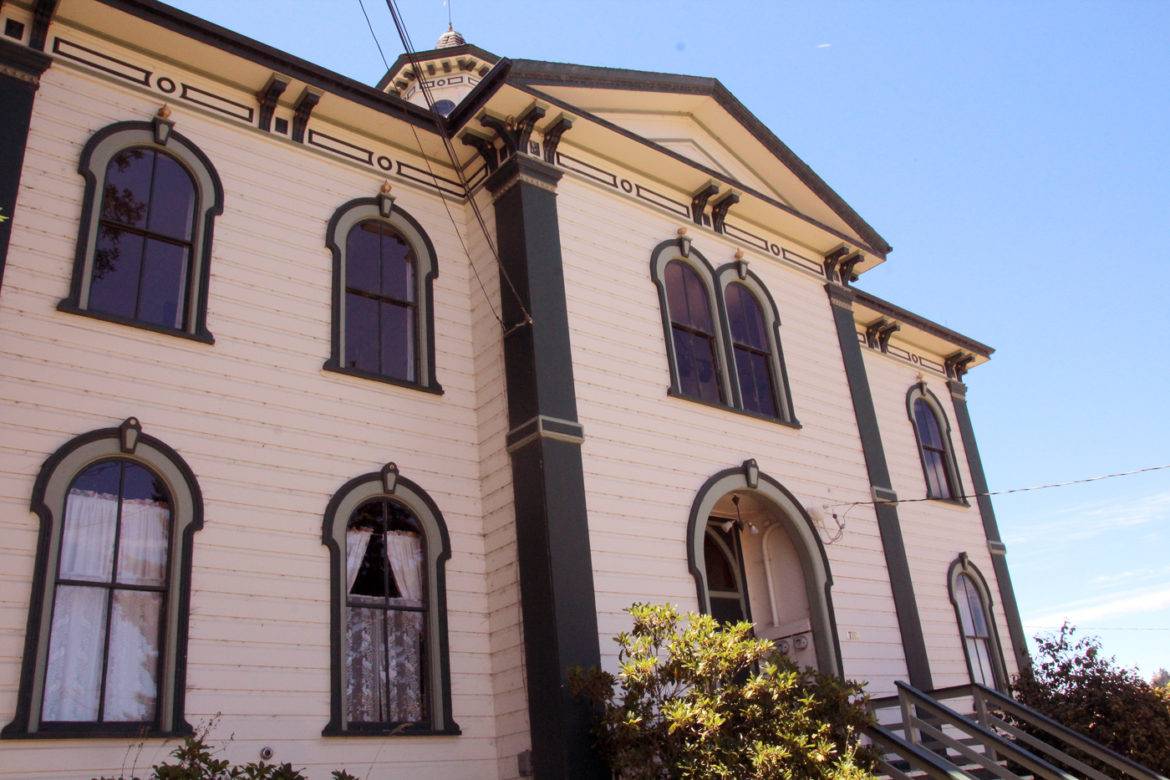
[377,43,502,91]
[509,59,893,256]
[852,289,993,357]
[90,0,440,131]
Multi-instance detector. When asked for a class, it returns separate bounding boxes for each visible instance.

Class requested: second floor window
[60,120,223,343]
[345,221,417,382]
[665,260,722,404]
[912,395,958,500]
[725,283,777,417]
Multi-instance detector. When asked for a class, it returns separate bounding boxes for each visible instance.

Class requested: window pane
[345,292,379,373]
[380,231,414,302]
[117,464,171,587]
[137,239,188,329]
[955,577,978,636]
[665,261,713,332]
[61,462,120,583]
[675,329,720,403]
[386,610,424,722]
[736,348,777,417]
[727,284,768,350]
[704,531,738,591]
[973,638,996,687]
[380,302,414,382]
[960,575,990,637]
[101,149,152,229]
[346,222,381,294]
[146,153,195,241]
[103,590,161,721]
[346,606,387,722]
[914,399,945,449]
[921,451,950,500]
[42,585,108,721]
[89,227,144,320]
[710,596,745,625]
[386,530,424,607]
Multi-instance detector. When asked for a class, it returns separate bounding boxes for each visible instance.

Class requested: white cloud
[1004,489,1170,548]
[1026,581,1170,628]
[817,43,832,49]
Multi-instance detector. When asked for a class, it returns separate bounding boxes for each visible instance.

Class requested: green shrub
[1012,623,1170,775]
[95,719,360,780]
[569,603,876,779]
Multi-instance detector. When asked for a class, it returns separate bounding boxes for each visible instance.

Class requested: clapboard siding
[0,63,501,778]
[555,174,912,695]
[863,349,1019,688]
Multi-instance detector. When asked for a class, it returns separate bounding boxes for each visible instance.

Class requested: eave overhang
[852,288,994,373]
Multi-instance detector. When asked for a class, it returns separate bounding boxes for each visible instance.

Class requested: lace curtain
[42,490,168,722]
[345,529,424,724]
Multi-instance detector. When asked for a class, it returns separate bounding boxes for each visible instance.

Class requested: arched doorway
[687,460,842,675]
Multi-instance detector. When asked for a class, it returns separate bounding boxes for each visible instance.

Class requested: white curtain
[385,530,423,605]
[346,529,373,592]
[42,489,167,722]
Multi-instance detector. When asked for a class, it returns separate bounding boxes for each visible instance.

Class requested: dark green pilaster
[947,379,1030,671]
[487,154,605,779]
[0,39,51,296]
[826,282,933,691]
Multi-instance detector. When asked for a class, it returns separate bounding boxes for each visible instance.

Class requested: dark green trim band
[947,380,1030,671]
[825,282,933,691]
[0,38,51,298]
[486,154,604,779]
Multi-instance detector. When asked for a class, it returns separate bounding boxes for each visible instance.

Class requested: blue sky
[165,0,1170,676]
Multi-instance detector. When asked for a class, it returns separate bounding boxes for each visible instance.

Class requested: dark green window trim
[685,461,843,676]
[906,383,967,504]
[323,197,442,394]
[2,420,203,740]
[947,553,1009,692]
[58,121,223,343]
[320,468,458,737]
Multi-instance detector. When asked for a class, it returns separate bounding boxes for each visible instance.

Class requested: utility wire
[824,463,1170,512]
[384,0,534,331]
[354,0,506,327]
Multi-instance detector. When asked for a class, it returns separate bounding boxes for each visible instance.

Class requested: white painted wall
[554,172,914,695]
[0,63,502,779]
[863,347,1019,688]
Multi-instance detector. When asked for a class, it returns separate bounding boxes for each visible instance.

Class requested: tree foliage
[1012,623,1170,775]
[569,603,876,779]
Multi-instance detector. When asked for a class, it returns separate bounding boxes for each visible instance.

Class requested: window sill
[1,722,193,740]
[927,496,971,509]
[58,301,214,344]
[321,723,461,738]
[323,360,443,395]
[667,388,801,429]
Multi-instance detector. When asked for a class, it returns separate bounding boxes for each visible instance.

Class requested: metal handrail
[972,683,1169,780]
[895,681,1075,779]
[865,723,973,779]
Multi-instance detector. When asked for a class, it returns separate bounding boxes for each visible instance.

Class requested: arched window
[907,385,964,502]
[322,466,457,736]
[60,120,223,342]
[704,522,748,625]
[2,419,202,738]
[325,196,440,392]
[948,555,1007,690]
[665,261,723,403]
[716,264,797,423]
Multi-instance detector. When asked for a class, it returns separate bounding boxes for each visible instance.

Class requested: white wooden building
[0,2,1029,777]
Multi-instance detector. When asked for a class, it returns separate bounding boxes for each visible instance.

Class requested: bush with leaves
[1012,623,1170,775]
[569,603,876,779]
[95,720,360,780]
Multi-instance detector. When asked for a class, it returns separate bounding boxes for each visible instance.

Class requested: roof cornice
[508,59,892,256]
[90,0,440,131]
[852,289,993,357]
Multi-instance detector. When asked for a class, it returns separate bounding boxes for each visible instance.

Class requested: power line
[824,462,1170,512]
[1023,625,1170,632]
[382,0,534,331]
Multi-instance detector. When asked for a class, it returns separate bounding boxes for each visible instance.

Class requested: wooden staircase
[865,682,1168,780]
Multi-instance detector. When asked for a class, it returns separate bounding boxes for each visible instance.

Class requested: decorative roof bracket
[460,128,499,172]
[541,114,573,164]
[945,351,975,380]
[710,190,740,233]
[291,87,322,143]
[256,74,289,133]
[690,182,719,226]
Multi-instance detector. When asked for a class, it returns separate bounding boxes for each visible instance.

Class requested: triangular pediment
[508,61,890,256]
